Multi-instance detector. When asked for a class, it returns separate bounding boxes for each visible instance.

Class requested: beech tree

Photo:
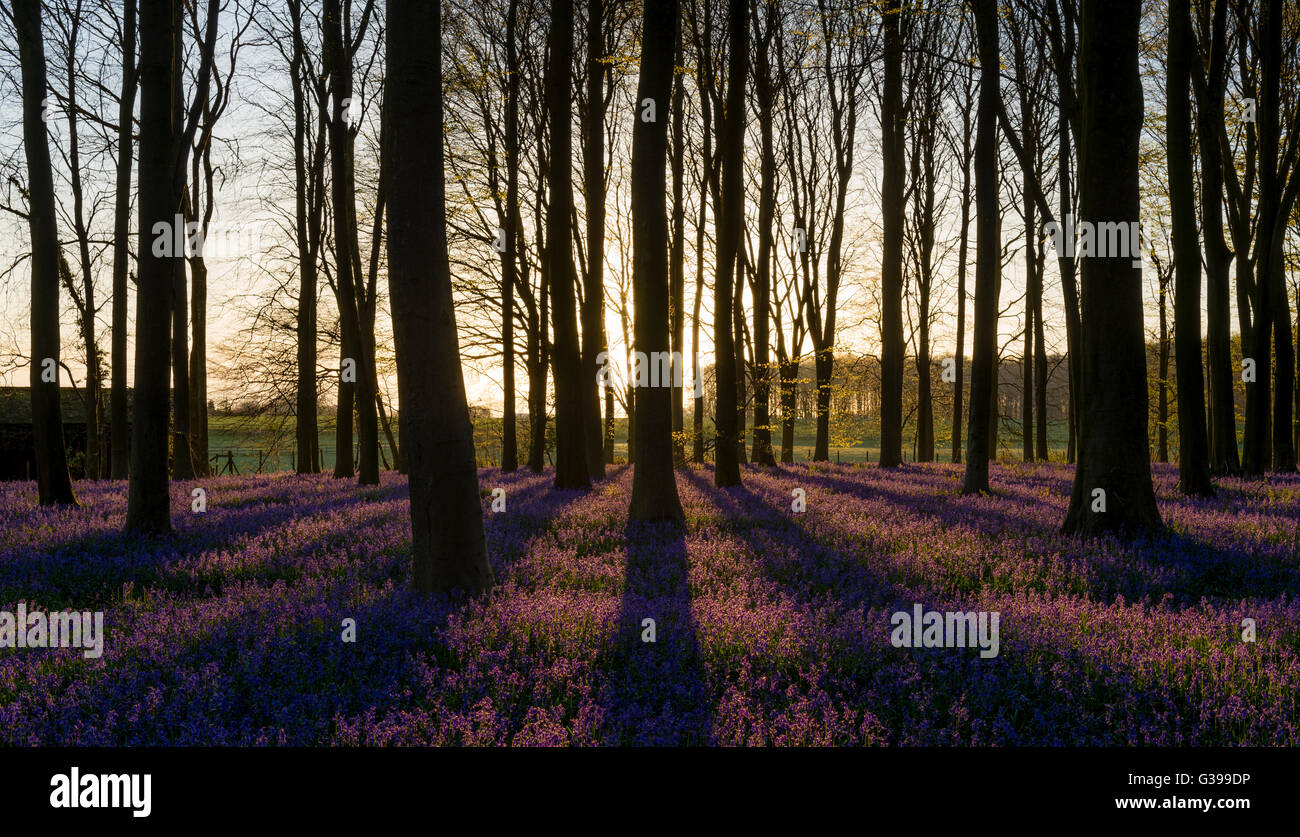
[1061,0,1160,535]
[712,0,745,487]
[549,0,591,490]
[14,0,77,505]
[961,0,999,495]
[878,0,904,467]
[629,0,685,523]
[110,0,138,480]
[126,0,179,533]
[384,0,492,593]
[1167,0,1213,496]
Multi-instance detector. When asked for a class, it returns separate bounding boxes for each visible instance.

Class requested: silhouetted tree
[384,0,492,593]
[1061,0,1161,536]
[14,0,77,505]
[629,0,685,523]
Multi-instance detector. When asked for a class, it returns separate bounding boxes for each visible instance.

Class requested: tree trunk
[669,21,687,466]
[291,0,321,475]
[629,0,685,523]
[384,0,492,594]
[1061,0,1161,536]
[1244,0,1280,475]
[879,0,904,467]
[501,0,521,473]
[111,0,138,480]
[1167,0,1214,495]
[548,0,591,490]
[169,66,194,481]
[323,0,378,486]
[1158,268,1170,463]
[953,125,970,465]
[126,0,179,532]
[15,0,77,505]
[580,0,607,482]
[750,10,776,467]
[962,0,1000,495]
[713,0,746,487]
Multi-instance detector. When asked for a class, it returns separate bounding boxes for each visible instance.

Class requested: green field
[202,412,1075,473]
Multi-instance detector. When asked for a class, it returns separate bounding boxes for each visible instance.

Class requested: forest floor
[1,461,1297,745]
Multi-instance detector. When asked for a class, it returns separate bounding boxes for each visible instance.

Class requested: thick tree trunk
[1061,0,1161,536]
[15,0,77,505]
[384,0,491,594]
[962,0,1000,495]
[629,0,684,523]
[126,0,179,531]
[548,0,591,490]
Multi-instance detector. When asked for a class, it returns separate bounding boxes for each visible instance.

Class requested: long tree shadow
[599,519,713,745]
[787,465,1300,604]
[679,467,910,614]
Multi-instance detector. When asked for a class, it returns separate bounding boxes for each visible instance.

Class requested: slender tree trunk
[580,0,607,481]
[501,0,521,473]
[324,0,377,485]
[126,0,179,531]
[1061,0,1161,536]
[780,360,797,462]
[291,0,321,474]
[879,0,904,467]
[751,13,776,467]
[15,0,77,505]
[953,140,970,465]
[111,0,138,480]
[1023,197,1035,462]
[63,34,102,481]
[170,64,195,481]
[962,0,1000,495]
[189,255,209,475]
[1158,268,1170,462]
[1168,0,1214,495]
[384,0,491,594]
[733,276,748,464]
[669,22,687,466]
